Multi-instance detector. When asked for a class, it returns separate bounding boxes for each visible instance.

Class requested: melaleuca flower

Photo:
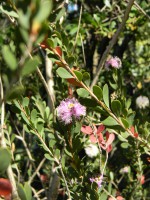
[120,166,130,174]
[84,144,99,158]
[89,175,103,188]
[105,56,122,70]
[136,96,149,109]
[57,98,86,124]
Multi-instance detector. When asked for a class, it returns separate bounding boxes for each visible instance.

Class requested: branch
[0,75,20,200]
[50,47,150,149]
[26,49,55,114]
[91,0,135,88]
[28,158,46,185]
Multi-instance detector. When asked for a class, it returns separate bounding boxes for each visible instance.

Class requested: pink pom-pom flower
[105,56,122,70]
[57,98,86,125]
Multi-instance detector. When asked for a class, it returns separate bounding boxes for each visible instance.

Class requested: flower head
[120,166,130,174]
[84,144,99,158]
[136,96,149,109]
[57,98,86,124]
[89,175,103,188]
[105,56,122,70]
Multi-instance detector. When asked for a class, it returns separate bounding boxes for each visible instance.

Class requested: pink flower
[57,98,86,124]
[105,56,122,70]
[81,125,115,153]
[89,175,103,188]
[120,166,129,174]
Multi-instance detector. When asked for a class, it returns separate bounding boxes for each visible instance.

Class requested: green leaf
[74,121,82,134]
[56,7,66,22]
[56,67,73,79]
[24,183,32,200]
[121,118,129,129]
[18,10,30,29]
[109,81,118,90]
[126,98,131,109]
[21,112,30,124]
[103,84,109,108]
[121,131,129,139]
[83,72,90,86]
[74,70,83,81]
[49,140,56,148]
[80,98,98,107]
[44,153,55,161]
[0,148,11,173]
[67,56,75,67]
[102,116,118,126]
[6,85,25,101]
[93,85,103,100]
[0,5,19,18]
[47,38,54,48]
[31,109,37,125]
[77,88,90,98]
[21,58,39,76]
[36,122,44,134]
[55,149,60,159]
[18,184,27,200]
[118,135,128,142]
[2,46,17,70]
[34,0,52,23]
[121,142,130,149]
[23,97,29,107]
[127,112,135,126]
[111,100,122,116]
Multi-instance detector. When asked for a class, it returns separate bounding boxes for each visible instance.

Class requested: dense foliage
[0,0,150,199]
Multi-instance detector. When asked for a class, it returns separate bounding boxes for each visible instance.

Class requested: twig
[15,135,34,161]
[130,0,150,20]
[45,52,55,106]
[26,49,55,114]
[73,5,83,52]
[32,187,41,200]
[91,0,135,88]
[80,34,86,67]
[101,151,108,177]
[0,75,20,200]
[102,188,117,200]
[28,158,46,184]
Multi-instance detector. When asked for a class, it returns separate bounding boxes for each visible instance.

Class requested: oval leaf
[103,84,110,108]
[74,70,83,81]
[93,85,103,100]
[102,116,118,126]
[0,148,11,173]
[111,100,122,116]
[2,46,17,71]
[56,67,73,79]
[77,88,90,98]
[121,142,130,149]
[83,72,90,86]
[121,118,129,129]
[21,58,39,76]
[34,0,52,23]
